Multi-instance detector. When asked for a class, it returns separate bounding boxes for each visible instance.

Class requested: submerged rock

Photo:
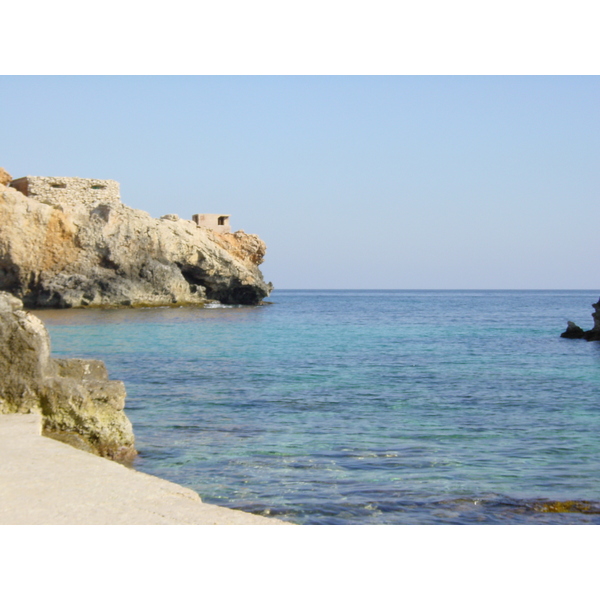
[562,298,600,341]
[0,291,135,460]
[0,172,272,308]
[531,500,600,514]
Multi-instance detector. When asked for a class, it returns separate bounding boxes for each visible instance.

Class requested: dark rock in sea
[562,298,600,341]
[560,321,585,339]
[583,298,600,340]
[0,291,136,460]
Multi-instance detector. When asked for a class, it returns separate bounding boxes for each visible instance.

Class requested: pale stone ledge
[0,414,291,525]
[10,176,120,208]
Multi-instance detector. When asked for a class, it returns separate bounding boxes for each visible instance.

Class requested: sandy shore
[0,414,290,525]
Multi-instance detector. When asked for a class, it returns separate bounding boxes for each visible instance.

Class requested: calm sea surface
[36,290,600,524]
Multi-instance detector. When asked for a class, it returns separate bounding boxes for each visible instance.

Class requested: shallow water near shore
[37,290,600,524]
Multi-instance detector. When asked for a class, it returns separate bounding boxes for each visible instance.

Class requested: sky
[2,75,598,289]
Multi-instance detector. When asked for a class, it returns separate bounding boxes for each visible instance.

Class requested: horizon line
[271,288,600,291]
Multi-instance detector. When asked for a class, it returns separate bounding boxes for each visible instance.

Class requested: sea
[35,289,600,524]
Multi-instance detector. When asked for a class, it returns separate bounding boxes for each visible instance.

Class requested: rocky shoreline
[0,167,273,451]
[561,297,600,341]
[0,291,136,460]
[0,166,284,522]
[0,168,272,308]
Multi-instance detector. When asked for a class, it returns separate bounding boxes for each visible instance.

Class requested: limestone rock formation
[0,291,135,460]
[0,173,272,308]
[0,168,11,186]
[561,298,600,341]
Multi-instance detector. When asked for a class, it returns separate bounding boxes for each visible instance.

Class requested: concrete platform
[0,414,290,525]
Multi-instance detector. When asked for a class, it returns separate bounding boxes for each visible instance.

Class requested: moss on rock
[0,291,136,460]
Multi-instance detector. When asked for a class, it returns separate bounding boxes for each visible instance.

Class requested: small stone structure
[192,213,231,234]
[10,176,120,207]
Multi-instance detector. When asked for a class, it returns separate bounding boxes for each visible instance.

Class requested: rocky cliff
[0,169,272,308]
[561,298,600,341]
[0,291,135,460]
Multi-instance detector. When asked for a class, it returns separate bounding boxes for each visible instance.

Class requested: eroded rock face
[561,298,600,341]
[0,175,272,308]
[0,292,136,460]
[0,168,11,186]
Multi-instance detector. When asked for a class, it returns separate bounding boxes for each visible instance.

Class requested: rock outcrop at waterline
[0,292,135,460]
[561,298,600,341]
[0,169,272,308]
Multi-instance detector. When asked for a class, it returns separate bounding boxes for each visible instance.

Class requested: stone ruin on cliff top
[9,175,231,232]
[10,176,120,207]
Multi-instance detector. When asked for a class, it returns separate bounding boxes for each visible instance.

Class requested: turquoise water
[37,290,600,524]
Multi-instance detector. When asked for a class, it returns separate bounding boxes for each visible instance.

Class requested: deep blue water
[36,290,600,524]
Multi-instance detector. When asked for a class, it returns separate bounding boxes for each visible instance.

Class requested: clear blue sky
[2,76,598,289]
